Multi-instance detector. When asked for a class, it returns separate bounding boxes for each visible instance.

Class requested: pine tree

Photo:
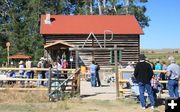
[0,0,150,64]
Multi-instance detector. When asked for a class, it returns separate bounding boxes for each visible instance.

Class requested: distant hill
[140,48,180,65]
[141,48,180,54]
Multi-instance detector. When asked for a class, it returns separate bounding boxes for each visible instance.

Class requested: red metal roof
[40,15,143,35]
[9,53,32,59]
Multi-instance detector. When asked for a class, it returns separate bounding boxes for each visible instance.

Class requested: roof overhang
[44,40,75,49]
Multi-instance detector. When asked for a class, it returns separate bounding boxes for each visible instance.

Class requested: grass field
[0,90,164,112]
[144,52,180,65]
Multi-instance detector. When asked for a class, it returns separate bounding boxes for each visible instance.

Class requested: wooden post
[119,69,123,97]
[77,71,80,94]
[48,67,52,101]
[75,46,79,69]
[6,42,10,66]
[114,45,119,98]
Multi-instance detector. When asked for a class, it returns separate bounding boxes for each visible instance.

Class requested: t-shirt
[19,64,25,74]
[62,61,68,69]
[126,65,134,69]
[26,61,32,68]
[37,61,45,73]
[26,61,32,72]
[37,61,44,68]
[90,64,97,74]
[155,63,162,70]
[167,63,180,80]
[155,63,162,75]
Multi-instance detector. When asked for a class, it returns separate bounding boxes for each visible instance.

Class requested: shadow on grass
[80,91,115,99]
[156,98,166,107]
[146,97,165,108]
[100,85,110,87]
[80,93,102,98]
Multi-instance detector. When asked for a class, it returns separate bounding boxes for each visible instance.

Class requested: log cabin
[40,15,143,68]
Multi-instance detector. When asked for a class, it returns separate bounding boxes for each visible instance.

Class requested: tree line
[0,0,150,64]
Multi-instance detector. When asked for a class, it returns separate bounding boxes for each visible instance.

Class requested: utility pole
[6,42,10,67]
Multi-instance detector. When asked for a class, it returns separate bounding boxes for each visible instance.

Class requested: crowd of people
[36,56,69,87]
[5,56,69,87]
[131,54,180,110]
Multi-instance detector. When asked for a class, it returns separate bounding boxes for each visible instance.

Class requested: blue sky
[140,0,180,49]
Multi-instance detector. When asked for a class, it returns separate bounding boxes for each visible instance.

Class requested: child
[151,75,163,99]
[129,76,140,97]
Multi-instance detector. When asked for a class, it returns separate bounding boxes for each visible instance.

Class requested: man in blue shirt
[90,60,97,87]
[166,59,180,97]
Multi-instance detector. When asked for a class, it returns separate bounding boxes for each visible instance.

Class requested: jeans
[139,82,155,107]
[96,71,101,87]
[38,73,42,86]
[90,73,96,87]
[26,72,31,79]
[19,72,24,78]
[45,72,49,87]
[168,79,179,97]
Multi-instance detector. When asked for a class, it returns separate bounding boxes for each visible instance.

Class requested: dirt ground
[79,80,165,112]
[80,80,116,100]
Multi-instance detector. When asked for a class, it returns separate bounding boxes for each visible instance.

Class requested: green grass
[0,80,166,112]
[0,99,164,112]
[145,53,180,65]
[0,90,165,112]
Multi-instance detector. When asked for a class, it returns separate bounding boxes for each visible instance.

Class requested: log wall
[43,34,140,68]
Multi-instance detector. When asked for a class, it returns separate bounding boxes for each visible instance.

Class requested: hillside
[141,48,180,54]
[141,48,180,65]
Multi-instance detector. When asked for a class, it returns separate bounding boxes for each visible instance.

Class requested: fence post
[114,45,119,98]
[119,69,123,97]
[77,71,80,94]
[48,67,52,101]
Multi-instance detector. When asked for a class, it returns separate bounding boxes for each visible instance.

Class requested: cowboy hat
[19,60,24,64]
[40,57,45,61]
[139,54,146,60]
[170,59,176,63]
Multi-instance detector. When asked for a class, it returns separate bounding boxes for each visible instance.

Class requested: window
[110,50,122,64]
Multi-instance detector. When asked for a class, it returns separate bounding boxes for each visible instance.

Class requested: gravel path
[80,80,116,100]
